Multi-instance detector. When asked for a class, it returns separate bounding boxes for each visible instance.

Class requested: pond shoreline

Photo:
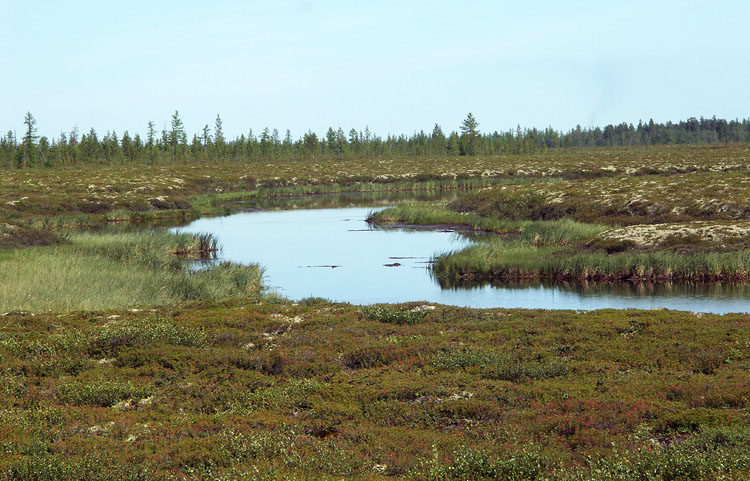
[174,206,750,313]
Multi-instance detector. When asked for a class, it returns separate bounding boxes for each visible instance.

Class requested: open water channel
[173,193,750,313]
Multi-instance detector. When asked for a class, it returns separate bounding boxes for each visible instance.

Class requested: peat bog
[1,144,749,479]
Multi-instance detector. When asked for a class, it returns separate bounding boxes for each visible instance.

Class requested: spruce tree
[21,112,38,168]
[460,113,480,156]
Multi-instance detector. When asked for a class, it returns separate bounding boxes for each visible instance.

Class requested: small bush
[431,347,497,370]
[228,351,287,375]
[431,347,569,381]
[57,381,150,407]
[653,408,734,434]
[89,319,206,355]
[586,237,637,253]
[298,296,331,307]
[360,304,433,325]
[419,446,549,481]
[342,347,399,369]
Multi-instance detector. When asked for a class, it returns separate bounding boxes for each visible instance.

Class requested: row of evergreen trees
[2,111,749,169]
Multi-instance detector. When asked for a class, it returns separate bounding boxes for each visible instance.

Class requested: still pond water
[174,203,750,314]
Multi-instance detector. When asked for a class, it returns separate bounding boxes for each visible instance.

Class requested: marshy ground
[1,144,749,480]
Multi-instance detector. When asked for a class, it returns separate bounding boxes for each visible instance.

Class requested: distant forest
[3,112,750,168]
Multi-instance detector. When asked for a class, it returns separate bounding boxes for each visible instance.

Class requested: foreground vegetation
[0,300,748,480]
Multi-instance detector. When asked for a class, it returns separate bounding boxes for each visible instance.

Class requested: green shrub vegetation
[57,380,151,407]
[0,302,747,479]
[360,303,434,325]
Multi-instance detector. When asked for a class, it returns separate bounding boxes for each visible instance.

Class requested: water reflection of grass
[435,275,750,298]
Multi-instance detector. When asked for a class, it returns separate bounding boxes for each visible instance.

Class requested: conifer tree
[21,111,38,168]
[460,113,480,156]
[214,114,225,159]
[169,110,186,161]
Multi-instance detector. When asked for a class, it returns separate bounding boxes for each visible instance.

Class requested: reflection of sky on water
[174,207,750,314]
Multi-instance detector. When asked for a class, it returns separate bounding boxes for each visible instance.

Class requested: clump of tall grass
[545,250,750,281]
[433,241,555,282]
[0,231,262,312]
[70,231,218,269]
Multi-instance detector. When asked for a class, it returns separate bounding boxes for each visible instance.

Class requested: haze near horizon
[2,0,748,138]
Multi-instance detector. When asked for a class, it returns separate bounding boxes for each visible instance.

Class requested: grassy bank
[370,204,750,283]
[368,204,606,243]
[0,300,747,479]
[0,231,263,312]
[434,239,750,284]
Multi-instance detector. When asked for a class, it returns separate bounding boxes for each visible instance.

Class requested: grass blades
[0,231,262,312]
[368,204,607,243]
[433,239,750,283]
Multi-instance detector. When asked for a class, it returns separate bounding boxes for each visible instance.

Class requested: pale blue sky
[2,0,749,139]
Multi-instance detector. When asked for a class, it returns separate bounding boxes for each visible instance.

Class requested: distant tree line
[2,111,750,168]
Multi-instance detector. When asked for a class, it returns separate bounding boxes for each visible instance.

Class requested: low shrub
[418,446,549,481]
[342,346,400,369]
[89,319,206,355]
[360,304,433,325]
[57,380,150,407]
[431,347,569,381]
